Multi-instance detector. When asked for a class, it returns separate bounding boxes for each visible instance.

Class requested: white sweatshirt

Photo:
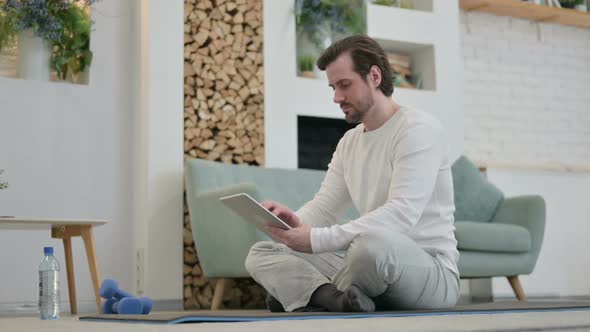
[296,107,459,276]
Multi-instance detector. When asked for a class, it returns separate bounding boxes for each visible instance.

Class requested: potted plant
[0,0,98,83]
[50,3,93,82]
[0,3,16,52]
[295,0,366,80]
[297,54,316,78]
[373,0,395,6]
[558,0,585,8]
[574,0,587,11]
[0,170,8,190]
[372,0,414,9]
[295,0,366,51]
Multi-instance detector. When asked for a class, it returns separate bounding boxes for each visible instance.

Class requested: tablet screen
[220,193,292,231]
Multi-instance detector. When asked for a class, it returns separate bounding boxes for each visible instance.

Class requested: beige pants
[245,229,460,312]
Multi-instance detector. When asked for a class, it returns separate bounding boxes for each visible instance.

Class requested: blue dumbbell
[100,278,134,300]
[100,278,153,314]
[102,297,143,315]
[138,296,153,314]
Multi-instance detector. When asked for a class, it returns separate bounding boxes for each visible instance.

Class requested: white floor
[2,310,590,332]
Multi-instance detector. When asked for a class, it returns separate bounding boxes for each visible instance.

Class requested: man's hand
[262,200,313,254]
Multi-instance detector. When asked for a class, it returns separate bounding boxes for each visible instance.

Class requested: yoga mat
[79,301,590,324]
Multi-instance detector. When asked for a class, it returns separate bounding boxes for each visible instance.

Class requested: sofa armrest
[186,182,261,278]
[492,195,546,258]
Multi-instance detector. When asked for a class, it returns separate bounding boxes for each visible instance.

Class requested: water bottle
[38,246,60,320]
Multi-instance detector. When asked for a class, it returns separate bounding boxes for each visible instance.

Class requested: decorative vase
[17,29,51,81]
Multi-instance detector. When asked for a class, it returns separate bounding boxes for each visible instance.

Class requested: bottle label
[39,271,60,309]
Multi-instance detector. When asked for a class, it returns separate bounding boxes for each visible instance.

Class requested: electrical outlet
[136,248,145,296]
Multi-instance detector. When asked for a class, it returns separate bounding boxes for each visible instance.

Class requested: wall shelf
[460,0,590,28]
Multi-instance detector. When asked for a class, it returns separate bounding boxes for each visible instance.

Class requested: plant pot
[574,4,587,11]
[298,71,316,79]
[17,29,51,81]
[68,67,90,85]
[296,29,324,79]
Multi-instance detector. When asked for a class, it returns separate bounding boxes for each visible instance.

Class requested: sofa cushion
[455,221,531,253]
[452,156,504,222]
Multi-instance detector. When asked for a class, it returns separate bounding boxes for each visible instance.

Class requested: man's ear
[369,65,382,89]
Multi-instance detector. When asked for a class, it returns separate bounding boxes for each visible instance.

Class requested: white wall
[461,12,590,171]
[134,0,184,302]
[489,169,590,297]
[461,12,590,297]
[0,0,185,311]
[0,0,138,311]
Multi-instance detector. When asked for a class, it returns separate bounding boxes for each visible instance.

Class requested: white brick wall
[460,12,590,171]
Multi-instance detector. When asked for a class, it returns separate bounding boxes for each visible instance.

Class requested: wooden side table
[0,217,107,315]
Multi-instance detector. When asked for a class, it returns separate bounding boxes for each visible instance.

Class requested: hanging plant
[0,2,17,52]
[0,0,99,82]
[50,4,92,81]
[0,170,8,190]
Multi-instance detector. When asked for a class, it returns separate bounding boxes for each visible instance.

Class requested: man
[245,35,459,312]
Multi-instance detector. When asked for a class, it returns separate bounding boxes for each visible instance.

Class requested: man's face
[326,53,374,124]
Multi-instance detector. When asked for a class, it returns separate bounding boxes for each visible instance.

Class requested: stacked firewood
[184,0,265,165]
[183,0,266,309]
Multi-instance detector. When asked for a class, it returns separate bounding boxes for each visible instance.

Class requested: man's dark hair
[317,35,394,97]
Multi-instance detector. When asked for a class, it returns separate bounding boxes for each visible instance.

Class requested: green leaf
[0,7,17,52]
[50,5,93,81]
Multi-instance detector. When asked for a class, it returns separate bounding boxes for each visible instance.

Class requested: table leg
[81,226,102,313]
[62,237,77,315]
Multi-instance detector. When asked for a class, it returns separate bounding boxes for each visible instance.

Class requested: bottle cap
[44,247,53,255]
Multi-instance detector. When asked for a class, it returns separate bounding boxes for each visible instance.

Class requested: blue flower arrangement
[2,0,96,42]
[0,0,99,81]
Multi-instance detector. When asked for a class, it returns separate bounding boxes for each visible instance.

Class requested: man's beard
[342,94,374,124]
[344,108,363,123]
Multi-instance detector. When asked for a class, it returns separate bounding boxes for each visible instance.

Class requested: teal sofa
[185,157,545,309]
[451,156,545,301]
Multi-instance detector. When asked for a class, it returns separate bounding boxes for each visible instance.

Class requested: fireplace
[298,116,356,170]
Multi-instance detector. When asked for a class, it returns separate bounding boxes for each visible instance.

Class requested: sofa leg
[211,278,228,310]
[468,278,493,303]
[507,275,526,301]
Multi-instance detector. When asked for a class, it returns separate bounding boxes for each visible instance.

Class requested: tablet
[220,193,292,231]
